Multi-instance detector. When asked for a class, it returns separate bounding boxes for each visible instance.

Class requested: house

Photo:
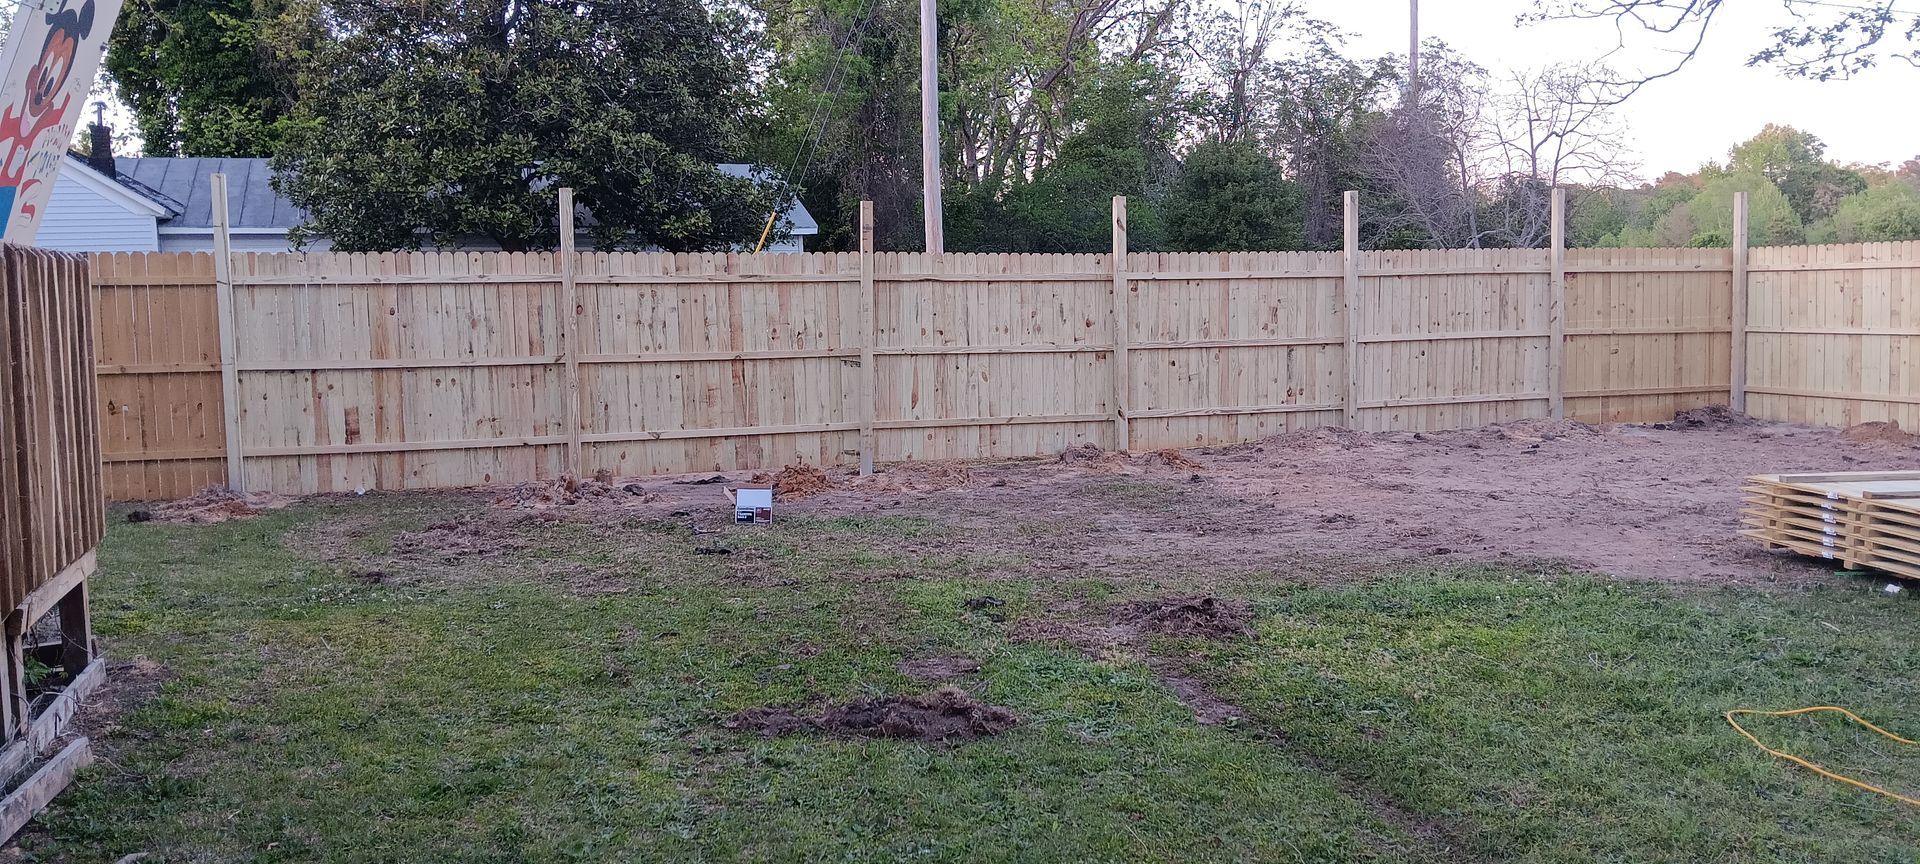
[36,141,818,254]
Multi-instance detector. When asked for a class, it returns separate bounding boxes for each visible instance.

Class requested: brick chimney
[88,102,115,178]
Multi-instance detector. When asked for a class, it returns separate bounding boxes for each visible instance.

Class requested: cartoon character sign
[0,0,123,244]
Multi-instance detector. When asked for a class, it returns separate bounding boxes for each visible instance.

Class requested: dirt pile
[846,461,973,492]
[750,463,835,501]
[1059,442,1133,472]
[1138,448,1204,471]
[492,475,649,510]
[1483,417,1600,442]
[130,486,291,524]
[1840,420,1917,447]
[725,686,1019,742]
[1668,405,1750,430]
[1128,596,1253,640]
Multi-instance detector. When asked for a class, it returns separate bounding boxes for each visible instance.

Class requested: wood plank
[0,738,92,842]
[858,202,876,476]
[1110,196,1131,451]
[1549,187,1566,419]
[1341,191,1360,428]
[210,176,244,492]
[1731,190,1749,414]
[558,188,582,477]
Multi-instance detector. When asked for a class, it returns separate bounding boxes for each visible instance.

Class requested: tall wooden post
[1341,190,1361,429]
[558,188,583,477]
[1110,196,1131,452]
[858,201,877,475]
[1548,186,1567,419]
[210,173,244,492]
[919,0,944,254]
[1730,190,1750,415]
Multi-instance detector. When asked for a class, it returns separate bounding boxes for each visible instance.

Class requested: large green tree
[1823,180,1920,242]
[105,0,300,155]
[1727,125,1866,225]
[273,0,781,251]
[1162,139,1301,251]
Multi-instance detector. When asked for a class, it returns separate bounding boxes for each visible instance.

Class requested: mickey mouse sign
[0,0,123,245]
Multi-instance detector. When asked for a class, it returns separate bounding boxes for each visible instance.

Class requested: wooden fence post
[1548,186,1567,419]
[1341,190,1361,429]
[858,201,876,475]
[558,188,583,477]
[1730,190,1750,415]
[1110,196,1131,452]
[210,173,244,492]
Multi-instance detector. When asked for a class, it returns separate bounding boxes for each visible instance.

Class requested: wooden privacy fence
[90,192,1920,500]
[0,245,101,734]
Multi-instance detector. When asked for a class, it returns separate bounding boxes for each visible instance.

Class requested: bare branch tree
[1476,63,1639,246]
[1523,0,1920,102]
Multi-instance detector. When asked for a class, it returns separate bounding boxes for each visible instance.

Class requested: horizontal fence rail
[86,193,1920,500]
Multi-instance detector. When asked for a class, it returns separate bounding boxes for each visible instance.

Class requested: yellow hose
[1724,706,1920,807]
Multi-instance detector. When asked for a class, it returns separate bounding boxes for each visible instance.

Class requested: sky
[1310,0,1920,182]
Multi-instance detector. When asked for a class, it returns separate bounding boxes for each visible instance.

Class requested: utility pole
[920,0,945,254]
[1407,0,1420,104]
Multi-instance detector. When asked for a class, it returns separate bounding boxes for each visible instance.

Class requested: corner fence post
[1549,187,1567,419]
[210,173,244,492]
[858,201,876,475]
[1342,191,1361,429]
[1730,191,1750,415]
[1110,196,1131,452]
[558,188,583,477]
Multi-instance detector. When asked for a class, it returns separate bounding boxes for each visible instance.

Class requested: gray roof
[115,157,304,230]
[101,156,817,236]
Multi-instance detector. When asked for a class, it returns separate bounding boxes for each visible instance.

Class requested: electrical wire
[1725,706,1920,808]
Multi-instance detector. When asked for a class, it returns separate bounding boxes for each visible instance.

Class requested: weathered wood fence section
[89,197,1919,500]
[0,245,102,738]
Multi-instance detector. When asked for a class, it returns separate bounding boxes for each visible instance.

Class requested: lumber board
[0,738,91,842]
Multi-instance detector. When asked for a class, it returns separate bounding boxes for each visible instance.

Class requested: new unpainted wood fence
[91,189,1919,500]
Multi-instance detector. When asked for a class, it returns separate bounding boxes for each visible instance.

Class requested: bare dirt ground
[273,411,1920,591]
[461,412,1917,588]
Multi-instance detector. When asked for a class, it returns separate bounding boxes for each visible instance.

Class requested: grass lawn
[21,494,1920,863]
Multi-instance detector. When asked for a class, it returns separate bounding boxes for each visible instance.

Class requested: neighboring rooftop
[114,157,302,230]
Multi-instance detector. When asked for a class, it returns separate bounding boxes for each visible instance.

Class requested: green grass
[22,500,1920,863]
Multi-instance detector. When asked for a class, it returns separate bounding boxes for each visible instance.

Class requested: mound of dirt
[896,655,982,681]
[1669,405,1750,430]
[750,463,835,501]
[1138,448,1204,471]
[1128,596,1253,640]
[1485,418,1600,442]
[1840,420,1917,447]
[133,486,292,524]
[846,461,973,492]
[1059,442,1133,472]
[725,686,1019,742]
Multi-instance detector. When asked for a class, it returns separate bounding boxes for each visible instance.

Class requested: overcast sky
[1312,0,1920,181]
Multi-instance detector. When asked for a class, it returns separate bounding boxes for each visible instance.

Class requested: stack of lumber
[1743,471,1920,579]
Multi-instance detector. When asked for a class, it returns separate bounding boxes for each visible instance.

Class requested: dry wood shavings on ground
[1058,443,1134,472]
[127,487,292,524]
[750,464,835,500]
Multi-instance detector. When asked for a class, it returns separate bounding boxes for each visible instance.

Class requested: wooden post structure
[1548,186,1567,419]
[858,201,877,475]
[1730,190,1750,415]
[558,187,583,477]
[210,173,244,492]
[1110,196,1130,452]
[1341,190,1361,429]
[919,0,944,254]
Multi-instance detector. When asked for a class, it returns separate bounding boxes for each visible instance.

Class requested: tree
[1619,172,1800,246]
[1526,0,1920,98]
[1264,39,1398,247]
[105,0,303,155]
[1162,139,1301,250]
[273,0,782,252]
[1823,179,1920,241]
[1360,41,1486,248]
[1727,125,1865,224]
[1474,63,1637,247]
